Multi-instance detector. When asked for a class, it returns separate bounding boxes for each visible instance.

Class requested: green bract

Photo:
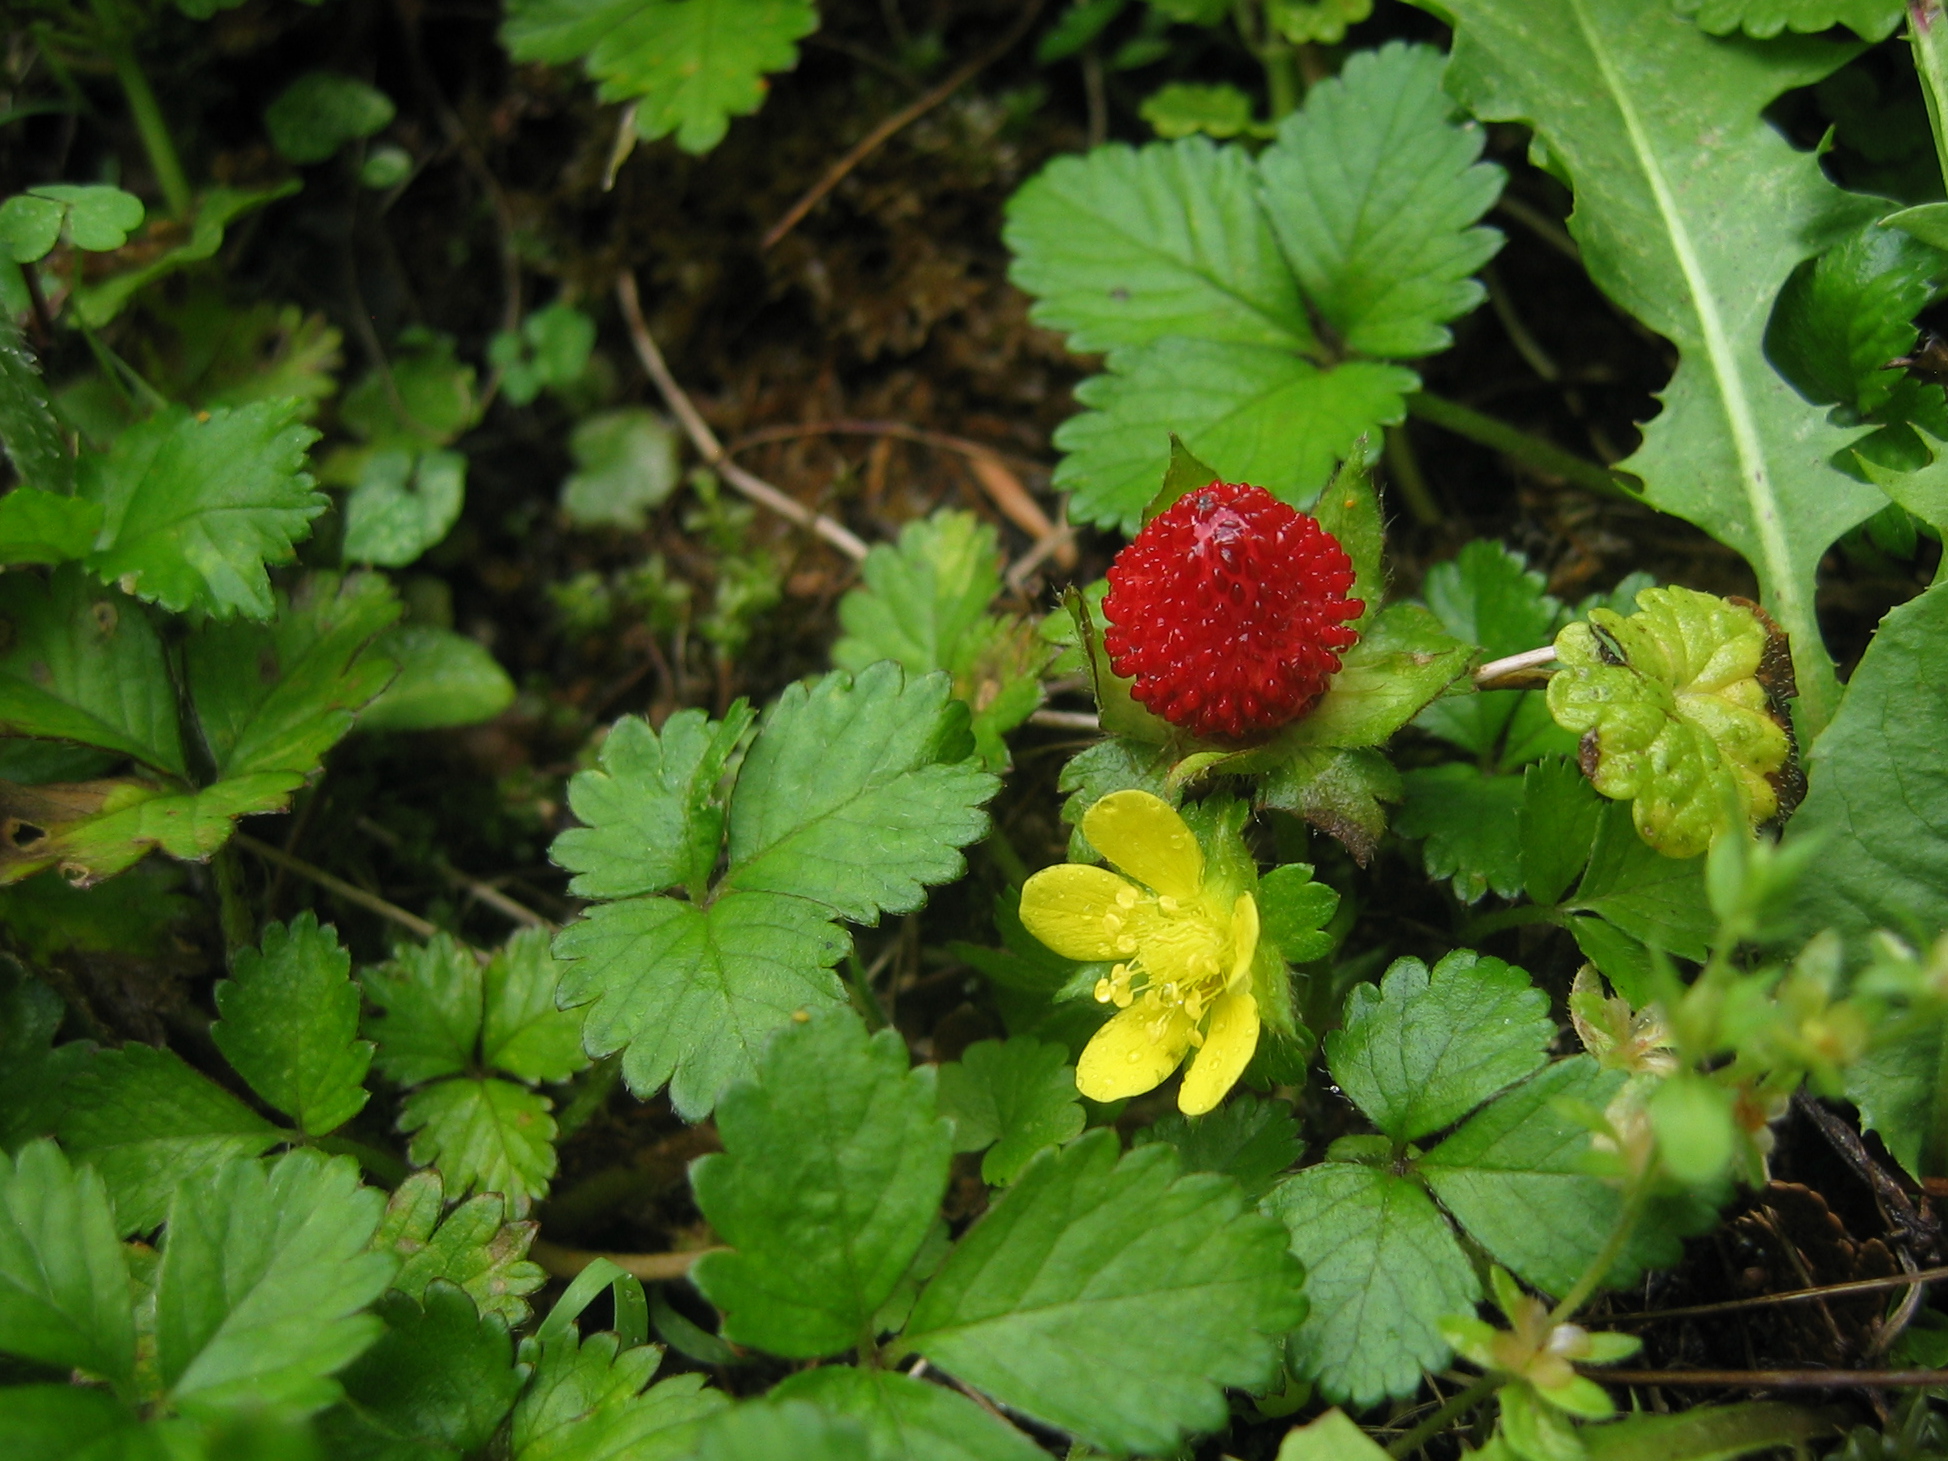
[1546,586,1793,859]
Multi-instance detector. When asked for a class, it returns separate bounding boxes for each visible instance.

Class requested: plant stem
[845,950,890,1030]
[1405,393,1632,501]
[1461,902,1561,943]
[1386,1372,1504,1458]
[1548,1177,1650,1326]
[95,2,191,220]
[1911,3,1948,200]
[1262,39,1301,119]
[211,847,255,960]
[1384,425,1442,527]
[314,1133,408,1186]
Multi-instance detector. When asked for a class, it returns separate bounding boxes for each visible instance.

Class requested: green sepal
[1141,434,1223,524]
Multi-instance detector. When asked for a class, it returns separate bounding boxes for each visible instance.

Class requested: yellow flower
[1019,790,1260,1115]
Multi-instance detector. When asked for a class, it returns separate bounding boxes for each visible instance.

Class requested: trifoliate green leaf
[559,408,680,528]
[1053,339,1415,533]
[72,184,299,330]
[1416,540,1568,763]
[553,704,755,901]
[1673,0,1902,39]
[355,625,515,732]
[0,320,74,495]
[936,1037,1085,1186]
[212,914,372,1138]
[691,1401,870,1461]
[1766,221,1947,416]
[691,1013,952,1357]
[494,303,598,408]
[769,1368,1047,1461]
[0,487,102,566]
[1257,42,1502,358]
[500,0,818,155]
[399,1078,557,1219]
[187,571,400,781]
[0,774,300,888]
[1256,745,1402,866]
[1788,580,1948,951]
[265,72,396,165]
[340,331,477,449]
[322,1285,520,1458]
[904,1131,1307,1455]
[1566,800,1714,960]
[1140,82,1265,141]
[342,448,466,568]
[510,1329,726,1461]
[555,891,849,1119]
[1420,1058,1688,1296]
[79,401,327,620]
[0,965,84,1152]
[373,1171,546,1328]
[57,1043,283,1235]
[0,1140,135,1391]
[723,664,996,924]
[1438,0,1884,721]
[484,927,590,1084]
[0,185,143,261]
[1548,585,1795,858]
[155,1150,392,1417]
[1003,137,1314,355]
[0,567,185,776]
[1520,756,1603,908]
[362,934,484,1086]
[1129,1092,1300,1199]
[1328,950,1552,1142]
[1263,1162,1477,1407]
[1396,764,1526,905]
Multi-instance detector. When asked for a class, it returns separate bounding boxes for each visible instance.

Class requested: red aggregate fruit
[1102,481,1363,743]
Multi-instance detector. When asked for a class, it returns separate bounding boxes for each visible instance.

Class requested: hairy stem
[1406,393,1631,501]
[94,1,191,219]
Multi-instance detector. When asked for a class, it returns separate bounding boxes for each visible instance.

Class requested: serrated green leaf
[0,487,103,566]
[1258,42,1502,357]
[1256,744,1402,866]
[56,1043,283,1235]
[137,289,345,422]
[1263,1161,1478,1407]
[0,567,184,776]
[340,332,477,449]
[936,1037,1086,1185]
[72,184,298,330]
[1520,756,1603,907]
[1848,1011,1948,1178]
[187,570,400,781]
[1788,579,1948,952]
[342,448,465,568]
[1396,764,1527,904]
[0,320,74,495]
[0,1140,136,1392]
[355,625,515,732]
[1130,1092,1301,1199]
[555,891,849,1118]
[362,933,483,1086]
[553,705,755,900]
[0,773,300,888]
[501,0,818,155]
[1436,0,1886,724]
[1672,0,1901,39]
[1309,456,1385,619]
[1548,585,1793,858]
[484,926,590,1084]
[1256,862,1339,964]
[1328,950,1552,1142]
[373,1170,546,1327]
[1053,339,1416,533]
[559,407,679,528]
[1003,137,1316,355]
[769,1367,1047,1461]
[1857,424,1948,535]
[79,401,328,620]
[0,1383,147,1461]
[1567,800,1714,960]
[213,913,372,1138]
[1416,540,1567,761]
[1766,221,1947,416]
[691,1401,871,1461]
[1277,1409,1392,1461]
[1421,1057,1689,1295]
[691,1013,951,1356]
[510,1329,725,1461]
[0,965,85,1152]
[1569,916,1657,1007]
[723,664,996,924]
[322,1284,520,1458]
[156,1150,393,1417]
[905,1131,1307,1455]
[399,1078,557,1219]
[265,72,397,165]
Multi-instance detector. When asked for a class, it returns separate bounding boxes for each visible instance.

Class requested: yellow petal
[1019,863,1141,961]
[1082,790,1203,902]
[1227,892,1259,990]
[1178,990,1259,1115]
[1077,997,1194,1102]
